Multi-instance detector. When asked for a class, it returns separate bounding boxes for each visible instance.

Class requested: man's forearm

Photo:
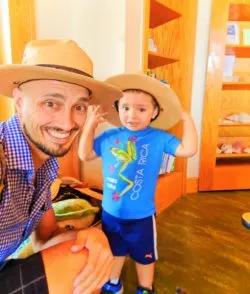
[31,229,78,252]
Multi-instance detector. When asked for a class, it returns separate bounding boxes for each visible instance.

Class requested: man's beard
[23,124,72,157]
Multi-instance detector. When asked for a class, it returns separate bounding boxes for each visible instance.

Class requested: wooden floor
[121,191,250,293]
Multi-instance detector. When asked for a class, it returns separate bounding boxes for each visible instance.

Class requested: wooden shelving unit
[199,0,250,191]
[148,51,178,69]
[218,124,250,137]
[222,81,250,90]
[225,44,250,58]
[229,3,250,21]
[143,0,198,202]
[149,0,181,28]
[219,123,250,126]
[212,163,250,190]
[155,172,182,214]
[143,0,182,72]
[216,153,250,159]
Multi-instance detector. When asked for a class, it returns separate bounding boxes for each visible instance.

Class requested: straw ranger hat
[105,73,181,130]
[0,39,122,105]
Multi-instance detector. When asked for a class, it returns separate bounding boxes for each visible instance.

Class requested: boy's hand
[86,105,108,130]
[78,105,105,161]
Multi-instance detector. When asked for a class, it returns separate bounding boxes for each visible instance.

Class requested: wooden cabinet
[142,0,198,207]
[0,0,35,122]
[199,0,250,191]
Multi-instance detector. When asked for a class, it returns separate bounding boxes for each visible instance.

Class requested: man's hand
[71,227,113,294]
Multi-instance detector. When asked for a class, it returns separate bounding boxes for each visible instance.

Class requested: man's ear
[13,88,23,116]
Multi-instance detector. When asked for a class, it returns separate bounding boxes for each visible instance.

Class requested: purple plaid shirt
[0,115,59,261]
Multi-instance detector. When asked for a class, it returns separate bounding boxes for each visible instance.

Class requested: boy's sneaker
[136,286,155,294]
[101,279,123,294]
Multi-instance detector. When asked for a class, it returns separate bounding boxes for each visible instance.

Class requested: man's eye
[140,108,146,112]
[75,105,87,112]
[45,101,56,108]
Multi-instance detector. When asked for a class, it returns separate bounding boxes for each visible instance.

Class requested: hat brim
[104,73,181,130]
[0,65,122,106]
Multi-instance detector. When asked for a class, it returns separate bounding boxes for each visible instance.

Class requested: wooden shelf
[222,82,250,90]
[225,45,250,58]
[216,153,250,159]
[148,51,178,69]
[229,4,250,22]
[143,0,197,194]
[218,124,250,137]
[199,1,250,192]
[211,163,250,190]
[155,172,182,214]
[150,0,181,28]
[219,123,250,127]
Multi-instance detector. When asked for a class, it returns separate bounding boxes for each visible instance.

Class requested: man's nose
[59,110,75,130]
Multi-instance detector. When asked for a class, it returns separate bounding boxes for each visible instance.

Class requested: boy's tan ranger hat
[105,73,181,129]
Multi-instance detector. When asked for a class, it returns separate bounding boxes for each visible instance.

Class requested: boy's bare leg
[135,262,155,290]
[109,256,126,280]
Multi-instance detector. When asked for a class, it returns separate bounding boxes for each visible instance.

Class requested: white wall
[35,0,212,179]
[35,0,126,79]
[187,0,212,177]
[125,0,143,72]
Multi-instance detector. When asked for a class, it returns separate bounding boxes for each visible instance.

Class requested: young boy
[78,73,197,294]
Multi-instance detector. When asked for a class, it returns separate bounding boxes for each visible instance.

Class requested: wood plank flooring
[121,191,250,293]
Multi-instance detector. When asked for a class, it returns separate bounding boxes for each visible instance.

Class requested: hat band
[37,64,93,78]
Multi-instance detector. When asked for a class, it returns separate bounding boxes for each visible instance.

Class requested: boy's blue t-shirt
[94,126,181,219]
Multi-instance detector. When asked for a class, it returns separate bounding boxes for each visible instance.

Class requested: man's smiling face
[13,79,90,157]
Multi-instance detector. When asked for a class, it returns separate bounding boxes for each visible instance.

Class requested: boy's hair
[114,89,161,122]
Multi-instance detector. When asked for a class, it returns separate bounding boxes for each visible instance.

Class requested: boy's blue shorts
[102,210,158,265]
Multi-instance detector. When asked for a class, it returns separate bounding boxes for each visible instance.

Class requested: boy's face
[13,80,90,158]
[118,91,158,131]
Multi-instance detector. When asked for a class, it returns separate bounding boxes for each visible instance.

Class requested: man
[0,39,122,293]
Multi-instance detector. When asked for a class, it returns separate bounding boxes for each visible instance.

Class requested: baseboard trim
[186,177,198,194]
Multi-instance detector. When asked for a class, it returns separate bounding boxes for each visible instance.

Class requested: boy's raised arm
[175,110,198,157]
[78,105,107,161]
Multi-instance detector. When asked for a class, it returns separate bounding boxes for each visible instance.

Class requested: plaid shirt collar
[4,115,59,179]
